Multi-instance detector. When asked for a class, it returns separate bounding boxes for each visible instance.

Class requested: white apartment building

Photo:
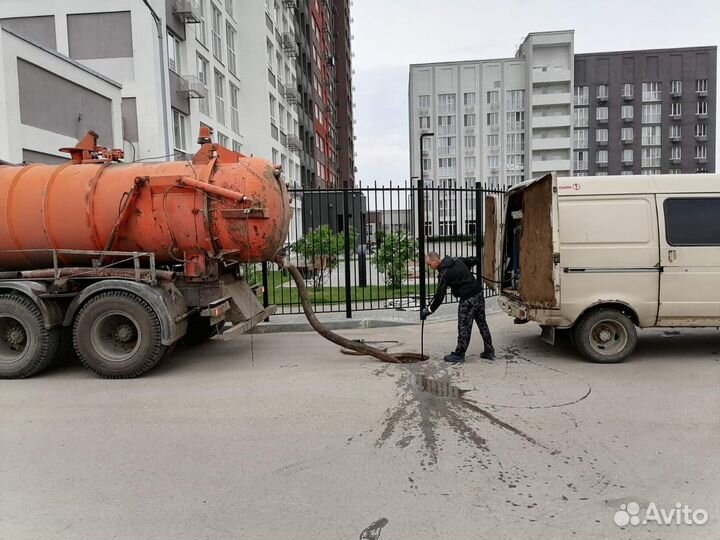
[0,0,301,190]
[409,31,574,236]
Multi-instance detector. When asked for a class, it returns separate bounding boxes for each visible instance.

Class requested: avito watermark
[614,501,709,527]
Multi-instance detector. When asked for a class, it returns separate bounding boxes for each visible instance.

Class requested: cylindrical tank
[0,155,291,270]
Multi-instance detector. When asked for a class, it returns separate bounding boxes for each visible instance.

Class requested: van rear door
[656,195,720,325]
[503,172,560,308]
[482,194,501,292]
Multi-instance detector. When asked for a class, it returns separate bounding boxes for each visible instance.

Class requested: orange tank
[0,131,291,273]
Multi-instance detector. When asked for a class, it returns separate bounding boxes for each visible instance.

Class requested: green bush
[370,232,418,289]
[291,225,357,288]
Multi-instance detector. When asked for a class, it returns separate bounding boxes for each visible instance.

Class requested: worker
[421,252,495,363]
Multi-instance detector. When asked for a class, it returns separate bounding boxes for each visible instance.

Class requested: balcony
[596,117,608,124]
[464,147,475,155]
[695,133,708,142]
[281,33,299,58]
[488,102,499,111]
[696,89,708,97]
[464,105,475,113]
[533,137,570,150]
[622,158,633,166]
[696,110,708,119]
[670,133,682,142]
[596,93,608,103]
[488,146,499,155]
[695,155,708,163]
[177,75,207,99]
[622,115,634,123]
[287,134,303,153]
[670,89,682,99]
[488,166,499,173]
[533,159,571,173]
[532,93,571,106]
[464,126,475,134]
[533,115,571,128]
[572,161,588,171]
[532,67,572,84]
[281,84,300,105]
[489,124,499,132]
[622,90,634,100]
[670,155,682,164]
[596,139,608,146]
[596,159,608,167]
[418,107,429,116]
[622,137,633,145]
[173,0,202,23]
[438,125,455,136]
[670,111,682,120]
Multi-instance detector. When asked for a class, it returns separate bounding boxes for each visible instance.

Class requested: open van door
[504,172,560,309]
[482,194,502,291]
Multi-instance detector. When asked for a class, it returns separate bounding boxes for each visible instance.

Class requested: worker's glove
[420,307,432,320]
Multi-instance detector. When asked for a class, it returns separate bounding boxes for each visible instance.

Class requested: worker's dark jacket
[429,256,483,313]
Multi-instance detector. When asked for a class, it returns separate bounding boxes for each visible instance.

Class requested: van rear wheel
[573,308,636,363]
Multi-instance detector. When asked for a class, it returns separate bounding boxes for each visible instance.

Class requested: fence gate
[258,181,506,317]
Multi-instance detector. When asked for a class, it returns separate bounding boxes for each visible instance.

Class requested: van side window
[664,198,720,246]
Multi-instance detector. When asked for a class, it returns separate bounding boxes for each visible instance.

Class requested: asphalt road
[1,314,719,540]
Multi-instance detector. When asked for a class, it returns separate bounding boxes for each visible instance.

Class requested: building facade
[573,47,716,176]
[409,30,716,237]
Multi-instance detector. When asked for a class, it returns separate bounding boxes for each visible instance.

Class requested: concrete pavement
[1,313,719,539]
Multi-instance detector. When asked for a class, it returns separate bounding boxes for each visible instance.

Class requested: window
[487,155,499,169]
[486,112,498,127]
[664,198,720,246]
[696,101,708,116]
[464,114,476,127]
[622,149,633,163]
[506,112,525,131]
[621,105,634,120]
[422,158,431,171]
[670,125,682,139]
[437,115,455,135]
[507,175,524,185]
[641,169,661,175]
[464,135,476,148]
[575,172,588,177]
[596,107,608,120]
[419,116,430,129]
[670,146,681,160]
[438,94,456,114]
[214,70,225,124]
[230,83,240,133]
[596,128,608,142]
[486,134,498,147]
[486,90,499,106]
[596,171,608,176]
[172,109,187,151]
[573,108,588,127]
[696,79,708,93]
[506,90,525,110]
[696,145,708,159]
[573,85,589,106]
[464,156,476,170]
[621,127,634,141]
[642,126,661,145]
[167,32,181,73]
[226,23,236,74]
[422,137,431,151]
[597,84,608,99]
[438,157,456,174]
[671,80,682,95]
[621,171,633,176]
[642,104,661,123]
[506,154,524,172]
[669,168,682,175]
[217,132,229,147]
[464,92,476,106]
[437,137,456,156]
[670,102,682,117]
[232,140,242,153]
[211,5,223,61]
[197,54,210,115]
[573,150,587,170]
[696,124,707,137]
[418,95,430,109]
[642,82,661,101]
[596,150,608,164]
[622,83,634,99]
[197,0,207,45]
[641,147,661,167]
[574,129,588,148]
[506,133,524,152]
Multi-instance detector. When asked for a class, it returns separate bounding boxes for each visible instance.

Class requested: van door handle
[668,249,677,262]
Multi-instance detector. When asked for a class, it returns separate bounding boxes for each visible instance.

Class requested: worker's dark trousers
[455,292,494,355]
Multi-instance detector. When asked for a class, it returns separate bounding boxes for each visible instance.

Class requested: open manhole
[416,374,468,397]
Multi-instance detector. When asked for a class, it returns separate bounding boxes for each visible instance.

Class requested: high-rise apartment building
[290,0,355,188]
[409,30,716,237]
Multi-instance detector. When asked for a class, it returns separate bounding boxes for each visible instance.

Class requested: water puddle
[415,374,469,398]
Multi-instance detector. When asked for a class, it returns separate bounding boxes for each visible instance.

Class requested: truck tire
[573,308,637,363]
[73,291,166,378]
[0,294,60,378]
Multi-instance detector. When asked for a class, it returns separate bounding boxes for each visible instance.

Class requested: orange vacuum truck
[0,129,291,379]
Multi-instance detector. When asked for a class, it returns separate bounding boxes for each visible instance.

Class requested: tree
[370,232,418,289]
[291,225,357,288]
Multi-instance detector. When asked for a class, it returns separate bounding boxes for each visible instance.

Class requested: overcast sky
[351,0,720,185]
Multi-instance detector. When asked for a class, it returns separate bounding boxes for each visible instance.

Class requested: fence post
[261,261,270,321]
[417,177,426,313]
[343,187,352,319]
[475,181,483,283]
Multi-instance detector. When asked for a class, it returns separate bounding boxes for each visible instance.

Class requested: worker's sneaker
[481,350,496,360]
[444,352,465,363]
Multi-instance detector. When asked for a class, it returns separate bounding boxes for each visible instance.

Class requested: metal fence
[257,181,507,316]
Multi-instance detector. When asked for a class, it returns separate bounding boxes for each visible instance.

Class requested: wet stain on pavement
[359,517,388,540]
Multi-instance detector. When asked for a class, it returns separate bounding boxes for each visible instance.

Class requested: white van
[484,172,720,363]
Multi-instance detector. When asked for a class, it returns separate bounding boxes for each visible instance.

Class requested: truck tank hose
[283,263,427,364]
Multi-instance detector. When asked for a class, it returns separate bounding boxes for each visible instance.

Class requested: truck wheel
[0,294,60,378]
[573,308,637,363]
[73,291,166,378]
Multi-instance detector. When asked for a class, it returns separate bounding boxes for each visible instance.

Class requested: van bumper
[498,295,570,327]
